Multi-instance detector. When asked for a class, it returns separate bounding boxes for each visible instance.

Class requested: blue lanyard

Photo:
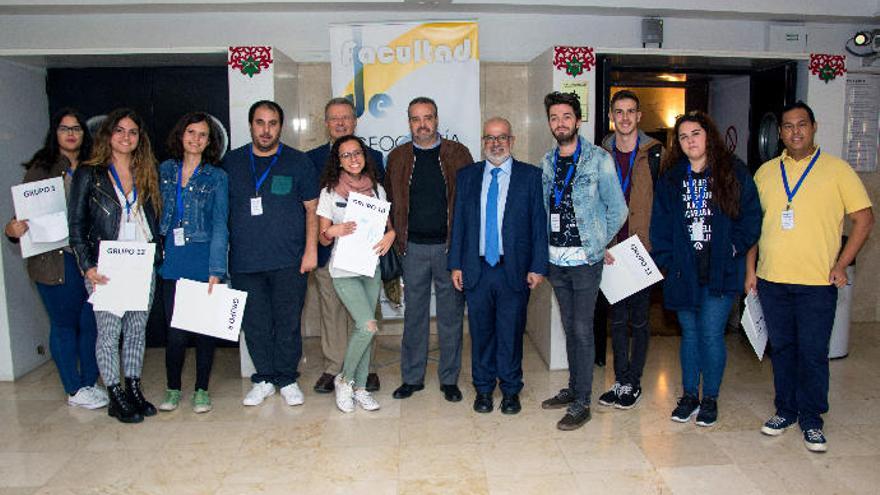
[553,139,581,208]
[108,164,136,218]
[687,163,707,214]
[613,136,639,195]
[176,161,201,226]
[65,167,74,178]
[249,145,282,196]
[780,148,820,208]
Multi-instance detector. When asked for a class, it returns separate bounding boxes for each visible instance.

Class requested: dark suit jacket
[448,159,548,292]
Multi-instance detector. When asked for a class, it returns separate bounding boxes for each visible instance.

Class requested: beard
[253,134,280,154]
[553,125,579,145]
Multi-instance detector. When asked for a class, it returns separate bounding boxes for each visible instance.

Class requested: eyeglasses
[327,116,355,124]
[482,134,511,144]
[58,125,84,134]
[339,149,364,161]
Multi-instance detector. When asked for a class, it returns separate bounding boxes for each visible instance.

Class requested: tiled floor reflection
[1,322,879,495]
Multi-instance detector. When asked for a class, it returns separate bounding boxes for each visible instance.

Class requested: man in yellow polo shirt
[746,101,874,453]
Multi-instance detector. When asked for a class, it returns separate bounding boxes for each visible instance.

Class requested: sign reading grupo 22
[330,21,481,159]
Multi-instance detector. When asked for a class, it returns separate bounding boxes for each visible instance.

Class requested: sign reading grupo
[330,21,481,159]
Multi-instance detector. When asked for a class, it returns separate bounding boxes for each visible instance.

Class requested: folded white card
[600,235,664,305]
[90,241,155,314]
[332,192,390,277]
[741,290,768,360]
[170,279,248,342]
[10,177,68,257]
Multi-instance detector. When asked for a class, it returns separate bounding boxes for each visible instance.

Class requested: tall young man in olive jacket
[597,90,663,410]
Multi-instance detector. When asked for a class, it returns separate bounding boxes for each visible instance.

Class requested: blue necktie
[485,167,501,267]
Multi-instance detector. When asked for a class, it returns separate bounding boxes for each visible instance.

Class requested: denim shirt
[158,159,229,278]
[541,135,628,265]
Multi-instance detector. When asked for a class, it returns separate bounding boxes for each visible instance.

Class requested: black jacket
[68,165,161,273]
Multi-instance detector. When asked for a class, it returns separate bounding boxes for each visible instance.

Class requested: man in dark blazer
[448,117,548,414]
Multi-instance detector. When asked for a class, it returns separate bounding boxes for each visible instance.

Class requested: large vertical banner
[330,21,481,159]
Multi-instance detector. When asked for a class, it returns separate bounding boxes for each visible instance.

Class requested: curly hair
[661,111,741,218]
[85,108,161,213]
[24,107,93,171]
[165,112,224,165]
[319,135,379,192]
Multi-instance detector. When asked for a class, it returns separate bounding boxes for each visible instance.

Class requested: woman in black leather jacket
[68,108,162,424]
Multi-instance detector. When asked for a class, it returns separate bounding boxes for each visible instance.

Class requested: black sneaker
[761,414,797,436]
[670,394,700,423]
[695,397,717,427]
[597,382,621,407]
[803,428,828,453]
[557,404,591,431]
[541,388,575,410]
[615,383,642,410]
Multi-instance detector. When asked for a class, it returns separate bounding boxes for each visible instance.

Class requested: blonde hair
[86,108,161,213]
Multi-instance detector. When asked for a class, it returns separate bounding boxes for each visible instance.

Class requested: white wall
[0,59,51,380]
[709,75,751,163]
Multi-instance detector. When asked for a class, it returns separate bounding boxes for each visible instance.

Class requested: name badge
[690,218,705,242]
[121,222,137,241]
[781,209,794,230]
[250,197,263,216]
[550,213,561,232]
[173,227,185,246]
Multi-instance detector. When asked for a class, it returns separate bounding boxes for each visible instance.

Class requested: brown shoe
[366,373,380,392]
[313,373,335,394]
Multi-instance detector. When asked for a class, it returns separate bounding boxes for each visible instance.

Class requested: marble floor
[1,322,879,495]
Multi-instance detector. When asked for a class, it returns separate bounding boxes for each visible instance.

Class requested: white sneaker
[242,381,275,406]
[353,389,381,411]
[68,386,108,409]
[88,385,109,404]
[334,375,355,413]
[280,382,305,406]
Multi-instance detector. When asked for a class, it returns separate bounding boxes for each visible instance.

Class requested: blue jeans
[757,279,837,430]
[548,262,603,407]
[35,252,99,395]
[676,286,734,398]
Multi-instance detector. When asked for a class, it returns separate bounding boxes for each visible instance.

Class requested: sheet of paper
[90,241,155,313]
[333,191,390,277]
[10,177,68,257]
[741,290,768,360]
[170,279,248,342]
[27,211,69,243]
[599,235,664,305]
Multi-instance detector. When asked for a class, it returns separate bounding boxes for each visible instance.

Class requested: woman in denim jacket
[650,111,761,428]
[156,112,229,414]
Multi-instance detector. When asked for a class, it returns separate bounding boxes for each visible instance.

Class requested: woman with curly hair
[650,111,761,427]
[5,108,106,409]
[156,112,228,414]
[68,108,162,424]
[316,135,395,413]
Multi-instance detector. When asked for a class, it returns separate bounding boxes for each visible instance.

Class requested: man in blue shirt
[448,117,547,415]
[222,100,319,408]
[306,97,384,394]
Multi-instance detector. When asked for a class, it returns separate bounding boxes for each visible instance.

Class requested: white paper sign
[90,241,155,313]
[10,177,68,257]
[170,279,248,342]
[600,235,664,305]
[333,192,390,277]
[741,290,768,360]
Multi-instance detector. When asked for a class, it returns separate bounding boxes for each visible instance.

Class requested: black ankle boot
[108,384,144,424]
[125,377,157,417]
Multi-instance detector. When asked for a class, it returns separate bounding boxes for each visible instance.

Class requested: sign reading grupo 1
[330,21,481,159]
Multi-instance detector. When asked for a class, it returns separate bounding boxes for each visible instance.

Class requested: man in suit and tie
[448,117,548,415]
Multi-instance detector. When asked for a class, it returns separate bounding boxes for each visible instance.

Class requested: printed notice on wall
[843,75,880,172]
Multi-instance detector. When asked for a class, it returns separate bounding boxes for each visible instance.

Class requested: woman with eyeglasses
[156,112,228,414]
[4,108,107,409]
[68,108,162,424]
[650,111,761,427]
[317,135,395,413]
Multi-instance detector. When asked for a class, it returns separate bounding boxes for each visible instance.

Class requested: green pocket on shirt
[271,175,293,195]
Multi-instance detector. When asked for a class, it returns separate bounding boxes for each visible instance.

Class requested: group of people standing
[7,90,871,454]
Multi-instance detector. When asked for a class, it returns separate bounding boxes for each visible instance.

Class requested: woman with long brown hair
[4,108,105,409]
[69,108,162,424]
[650,111,761,428]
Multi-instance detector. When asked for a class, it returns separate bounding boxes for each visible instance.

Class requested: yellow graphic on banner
[342,22,479,102]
